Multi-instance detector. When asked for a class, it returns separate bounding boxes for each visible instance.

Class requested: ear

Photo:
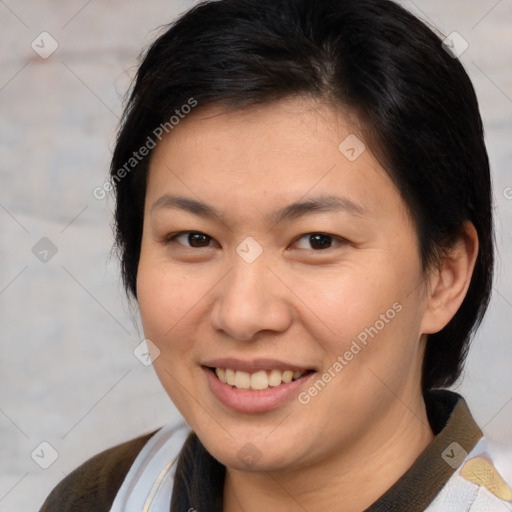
[420,222,479,335]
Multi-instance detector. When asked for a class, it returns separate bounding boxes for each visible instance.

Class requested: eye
[293,233,343,250]
[165,231,217,248]
[164,231,345,251]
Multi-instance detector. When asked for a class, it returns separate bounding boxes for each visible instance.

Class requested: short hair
[110,0,494,391]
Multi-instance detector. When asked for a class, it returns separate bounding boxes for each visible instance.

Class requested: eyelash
[163,231,346,251]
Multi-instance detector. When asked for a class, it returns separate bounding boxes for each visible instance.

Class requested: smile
[202,361,316,413]
[214,367,307,391]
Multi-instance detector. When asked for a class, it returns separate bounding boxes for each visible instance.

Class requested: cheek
[136,258,209,415]
[136,251,231,371]
[292,268,425,427]
[292,256,424,363]
[293,266,395,334]
[136,257,202,351]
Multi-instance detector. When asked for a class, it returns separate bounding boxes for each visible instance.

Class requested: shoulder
[39,429,160,512]
[109,420,192,511]
[487,439,512,480]
[427,438,512,511]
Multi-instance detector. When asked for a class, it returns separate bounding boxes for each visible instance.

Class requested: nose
[209,256,293,342]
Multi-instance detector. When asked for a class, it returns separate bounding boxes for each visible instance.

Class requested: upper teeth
[215,368,305,391]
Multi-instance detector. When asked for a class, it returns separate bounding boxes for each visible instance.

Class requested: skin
[137,97,478,511]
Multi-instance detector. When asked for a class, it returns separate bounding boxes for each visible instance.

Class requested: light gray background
[0,1,511,511]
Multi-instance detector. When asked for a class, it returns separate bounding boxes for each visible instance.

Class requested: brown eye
[295,233,336,250]
[309,234,333,250]
[187,232,211,247]
[168,231,215,248]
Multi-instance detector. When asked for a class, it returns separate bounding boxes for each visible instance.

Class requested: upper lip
[202,358,315,373]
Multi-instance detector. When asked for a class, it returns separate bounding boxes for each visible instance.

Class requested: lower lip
[203,367,315,413]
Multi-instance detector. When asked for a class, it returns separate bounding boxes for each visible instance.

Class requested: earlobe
[421,222,479,335]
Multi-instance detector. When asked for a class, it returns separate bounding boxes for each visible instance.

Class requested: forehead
[145,97,405,225]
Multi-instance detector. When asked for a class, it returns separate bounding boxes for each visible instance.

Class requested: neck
[223,394,434,512]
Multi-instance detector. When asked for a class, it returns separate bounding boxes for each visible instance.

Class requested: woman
[40,0,512,510]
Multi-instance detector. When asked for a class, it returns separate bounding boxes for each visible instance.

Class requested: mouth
[209,367,313,391]
[201,360,316,413]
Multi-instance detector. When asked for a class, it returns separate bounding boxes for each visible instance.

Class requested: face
[137,97,432,472]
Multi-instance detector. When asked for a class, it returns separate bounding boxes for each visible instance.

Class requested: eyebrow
[151,193,367,225]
